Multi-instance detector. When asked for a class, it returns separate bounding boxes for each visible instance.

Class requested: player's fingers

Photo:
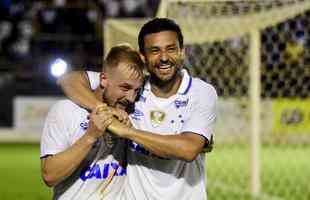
[122,115,130,124]
[101,118,114,131]
[90,107,106,121]
[113,108,129,122]
[110,110,124,121]
[97,114,114,126]
[95,103,108,114]
[90,112,112,131]
[97,111,112,117]
[125,119,132,127]
[88,111,98,123]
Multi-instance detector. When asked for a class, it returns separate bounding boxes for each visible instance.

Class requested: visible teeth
[159,65,170,69]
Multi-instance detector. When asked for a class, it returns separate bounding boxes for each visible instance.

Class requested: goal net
[104,1,310,199]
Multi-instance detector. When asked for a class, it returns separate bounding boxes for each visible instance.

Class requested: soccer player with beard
[40,45,144,200]
[58,18,217,200]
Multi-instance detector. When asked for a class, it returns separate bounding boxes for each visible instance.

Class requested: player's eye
[167,47,177,53]
[151,49,160,54]
[120,86,130,91]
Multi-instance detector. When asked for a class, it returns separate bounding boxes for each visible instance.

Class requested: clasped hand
[86,104,131,139]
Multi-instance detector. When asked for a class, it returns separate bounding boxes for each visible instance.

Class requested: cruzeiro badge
[150,110,166,127]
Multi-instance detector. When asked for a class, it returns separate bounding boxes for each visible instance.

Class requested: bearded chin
[151,66,182,87]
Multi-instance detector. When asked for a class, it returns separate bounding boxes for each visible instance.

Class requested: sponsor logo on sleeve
[174,99,189,109]
[80,121,89,130]
[131,109,144,120]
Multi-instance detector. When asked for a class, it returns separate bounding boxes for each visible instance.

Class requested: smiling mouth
[157,64,173,74]
[159,64,171,69]
[157,65,172,75]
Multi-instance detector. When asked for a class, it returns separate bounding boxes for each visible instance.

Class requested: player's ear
[100,72,108,89]
[180,47,185,60]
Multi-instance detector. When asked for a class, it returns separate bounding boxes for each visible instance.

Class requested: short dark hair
[104,44,144,78]
[138,18,184,54]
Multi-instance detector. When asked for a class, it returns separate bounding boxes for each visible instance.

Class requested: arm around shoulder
[57,71,102,111]
[108,120,206,162]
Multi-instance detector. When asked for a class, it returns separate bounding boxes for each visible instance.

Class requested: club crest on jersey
[150,110,165,127]
[174,99,189,108]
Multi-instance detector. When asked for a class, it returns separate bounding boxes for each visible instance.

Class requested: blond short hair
[103,45,144,78]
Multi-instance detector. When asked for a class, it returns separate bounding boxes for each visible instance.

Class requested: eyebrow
[119,82,141,90]
[119,83,132,88]
[146,42,178,49]
[166,44,177,48]
[145,46,159,51]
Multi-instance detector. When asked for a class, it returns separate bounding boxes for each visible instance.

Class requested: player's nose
[159,51,169,63]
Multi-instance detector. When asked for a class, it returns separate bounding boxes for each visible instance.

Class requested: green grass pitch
[207,144,310,200]
[0,143,309,200]
[0,143,52,200]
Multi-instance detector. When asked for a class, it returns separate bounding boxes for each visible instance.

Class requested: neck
[150,71,182,98]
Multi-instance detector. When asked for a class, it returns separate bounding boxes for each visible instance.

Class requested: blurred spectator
[96,0,159,18]
[100,0,121,17]
[120,0,146,17]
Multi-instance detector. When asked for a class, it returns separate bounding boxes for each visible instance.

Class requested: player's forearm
[57,71,102,111]
[108,122,204,162]
[41,133,96,187]
[128,130,204,161]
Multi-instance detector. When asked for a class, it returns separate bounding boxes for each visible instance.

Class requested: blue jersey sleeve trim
[182,76,192,95]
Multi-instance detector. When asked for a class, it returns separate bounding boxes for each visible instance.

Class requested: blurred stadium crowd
[0,0,160,127]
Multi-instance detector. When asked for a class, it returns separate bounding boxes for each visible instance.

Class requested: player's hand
[96,104,129,124]
[111,108,133,127]
[202,135,214,153]
[106,117,132,138]
[96,104,130,125]
[122,115,133,128]
[94,103,133,138]
[94,103,109,114]
[86,108,114,139]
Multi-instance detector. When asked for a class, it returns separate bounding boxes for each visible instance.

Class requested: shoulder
[51,99,80,112]
[44,100,88,138]
[47,100,85,121]
[190,77,217,101]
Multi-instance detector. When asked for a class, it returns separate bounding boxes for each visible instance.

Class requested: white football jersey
[41,100,127,200]
[87,69,217,200]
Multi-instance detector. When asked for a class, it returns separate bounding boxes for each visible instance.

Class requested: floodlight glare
[50,58,68,77]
